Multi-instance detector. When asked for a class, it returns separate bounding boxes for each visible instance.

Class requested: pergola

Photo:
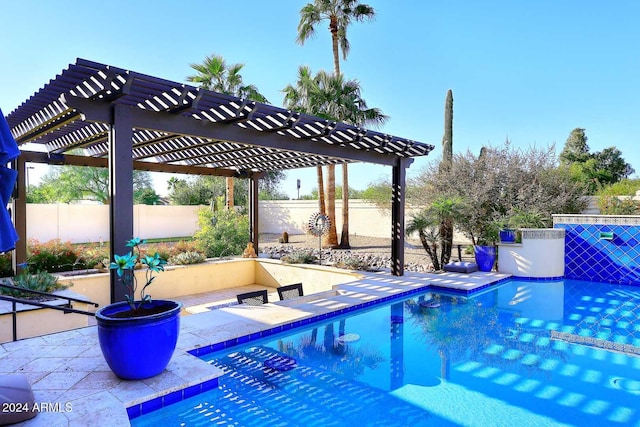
[5,58,434,302]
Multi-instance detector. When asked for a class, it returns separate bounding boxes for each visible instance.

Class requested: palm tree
[406,197,464,271]
[297,0,376,248]
[187,54,268,209]
[283,67,387,247]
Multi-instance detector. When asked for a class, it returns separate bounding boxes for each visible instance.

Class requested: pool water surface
[131,279,640,426]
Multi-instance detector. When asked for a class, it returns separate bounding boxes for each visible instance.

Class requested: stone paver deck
[0,270,508,426]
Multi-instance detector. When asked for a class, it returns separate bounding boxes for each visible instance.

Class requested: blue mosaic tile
[201,378,218,392]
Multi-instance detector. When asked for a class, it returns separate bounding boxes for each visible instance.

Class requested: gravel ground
[259,233,474,272]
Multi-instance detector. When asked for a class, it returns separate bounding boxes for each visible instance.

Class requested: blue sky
[2,1,639,198]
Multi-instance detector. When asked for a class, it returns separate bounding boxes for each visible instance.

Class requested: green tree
[186,54,268,103]
[187,53,271,210]
[33,166,153,204]
[559,128,634,194]
[297,0,376,249]
[283,67,387,247]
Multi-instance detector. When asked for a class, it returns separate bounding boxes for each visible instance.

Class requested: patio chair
[277,283,304,301]
[236,290,268,306]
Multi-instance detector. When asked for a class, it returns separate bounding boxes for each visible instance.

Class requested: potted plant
[473,220,500,272]
[95,238,182,380]
[497,216,516,244]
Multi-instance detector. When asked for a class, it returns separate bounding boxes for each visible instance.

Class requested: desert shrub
[0,269,68,299]
[0,253,13,277]
[75,244,110,269]
[170,240,201,256]
[169,251,206,265]
[143,242,173,262]
[27,239,80,272]
[335,255,371,271]
[194,207,250,258]
[281,249,317,264]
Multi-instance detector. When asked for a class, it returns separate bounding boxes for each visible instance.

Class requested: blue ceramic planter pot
[499,229,516,243]
[474,245,496,272]
[96,300,182,380]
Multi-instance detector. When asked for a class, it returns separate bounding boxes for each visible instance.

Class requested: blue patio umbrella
[0,108,20,252]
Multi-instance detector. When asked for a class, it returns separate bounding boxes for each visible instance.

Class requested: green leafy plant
[169,251,205,265]
[109,238,167,311]
[194,204,250,258]
[0,268,68,300]
[0,253,13,278]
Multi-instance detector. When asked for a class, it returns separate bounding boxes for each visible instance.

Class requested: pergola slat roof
[7,58,434,172]
[6,58,435,301]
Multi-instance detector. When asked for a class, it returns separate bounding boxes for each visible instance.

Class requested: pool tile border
[127,377,219,420]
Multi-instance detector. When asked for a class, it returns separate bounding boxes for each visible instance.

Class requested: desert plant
[168,251,206,265]
[281,249,317,264]
[335,255,373,271]
[0,268,68,299]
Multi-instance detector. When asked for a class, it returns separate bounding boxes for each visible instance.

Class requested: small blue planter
[474,245,496,272]
[499,229,516,243]
[96,300,182,380]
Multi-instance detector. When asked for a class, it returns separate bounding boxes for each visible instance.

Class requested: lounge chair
[236,290,268,305]
[277,283,304,300]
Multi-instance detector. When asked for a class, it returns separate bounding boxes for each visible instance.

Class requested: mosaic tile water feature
[554,215,640,285]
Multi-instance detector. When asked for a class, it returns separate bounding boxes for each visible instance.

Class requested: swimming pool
[131,279,640,426]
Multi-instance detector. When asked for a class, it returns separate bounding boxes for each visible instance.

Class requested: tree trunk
[225,177,234,210]
[323,164,339,248]
[316,165,326,215]
[329,16,341,75]
[339,163,350,248]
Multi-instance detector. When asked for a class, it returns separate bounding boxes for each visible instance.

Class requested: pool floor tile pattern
[0,270,508,426]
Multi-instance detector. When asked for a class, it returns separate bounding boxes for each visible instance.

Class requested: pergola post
[12,156,27,273]
[249,174,259,254]
[108,105,134,303]
[391,158,413,276]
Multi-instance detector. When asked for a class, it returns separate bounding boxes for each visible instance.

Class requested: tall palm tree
[187,54,268,209]
[297,0,376,248]
[283,67,387,247]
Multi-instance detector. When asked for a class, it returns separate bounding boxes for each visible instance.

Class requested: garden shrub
[281,249,317,264]
[75,244,110,269]
[169,251,206,265]
[27,239,80,272]
[335,255,372,271]
[194,207,250,258]
[0,253,13,277]
[0,269,68,300]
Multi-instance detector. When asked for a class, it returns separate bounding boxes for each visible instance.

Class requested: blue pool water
[131,279,640,426]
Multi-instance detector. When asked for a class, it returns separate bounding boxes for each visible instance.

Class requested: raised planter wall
[498,228,565,278]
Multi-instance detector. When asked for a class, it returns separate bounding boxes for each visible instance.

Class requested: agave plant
[109,237,167,311]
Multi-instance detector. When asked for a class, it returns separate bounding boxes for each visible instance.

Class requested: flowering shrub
[194,208,249,258]
[27,239,79,272]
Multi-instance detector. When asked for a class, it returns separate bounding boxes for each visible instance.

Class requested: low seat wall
[498,229,565,278]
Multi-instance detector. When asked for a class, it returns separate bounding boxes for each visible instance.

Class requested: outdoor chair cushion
[0,374,37,424]
[443,261,479,273]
